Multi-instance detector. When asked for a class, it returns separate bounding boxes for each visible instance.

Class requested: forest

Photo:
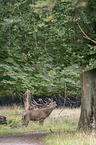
[0,0,96,131]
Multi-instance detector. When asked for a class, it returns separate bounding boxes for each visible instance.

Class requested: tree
[73,0,96,130]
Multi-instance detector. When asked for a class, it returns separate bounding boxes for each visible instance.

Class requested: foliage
[0,0,78,96]
[0,0,96,97]
[72,0,96,69]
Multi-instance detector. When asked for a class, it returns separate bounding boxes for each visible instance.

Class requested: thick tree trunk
[78,68,96,130]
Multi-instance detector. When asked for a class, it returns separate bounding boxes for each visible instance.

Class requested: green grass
[42,131,96,145]
[41,108,96,145]
[0,105,25,116]
[0,106,80,135]
[1,106,96,145]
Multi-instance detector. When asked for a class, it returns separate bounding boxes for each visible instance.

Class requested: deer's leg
[22,116,29,127]
[22,120,29,127]
[39,120,44,125]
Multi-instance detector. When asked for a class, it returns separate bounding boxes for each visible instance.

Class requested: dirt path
[0,131,50,145]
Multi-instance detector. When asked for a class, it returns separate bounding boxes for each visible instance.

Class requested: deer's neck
[44,107,53,115]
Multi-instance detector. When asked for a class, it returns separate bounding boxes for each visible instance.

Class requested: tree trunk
[78,68,96,130]
[23,89,32,111]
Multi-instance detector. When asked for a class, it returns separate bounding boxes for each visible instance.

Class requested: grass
[0,106,79,135]
[1,106,96,145]
[41,108,96,145]
[0,104,25,115]
[42,131,96,145]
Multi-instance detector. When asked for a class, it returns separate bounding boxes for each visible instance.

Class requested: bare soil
[0,131,50,145]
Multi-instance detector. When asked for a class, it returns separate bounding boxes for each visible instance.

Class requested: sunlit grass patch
[42,131,96,145]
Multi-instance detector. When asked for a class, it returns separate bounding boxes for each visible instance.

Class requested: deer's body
[22,101,57,126]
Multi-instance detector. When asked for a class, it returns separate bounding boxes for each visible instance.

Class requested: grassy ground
[0,106,96,145]
[0,106,79,135]
[42,131,96,145]
[41,108,96,145]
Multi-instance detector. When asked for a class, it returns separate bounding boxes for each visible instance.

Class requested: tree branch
[77,22,96,44]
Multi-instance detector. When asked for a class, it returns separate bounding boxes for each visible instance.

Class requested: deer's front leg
[39,120,44,125]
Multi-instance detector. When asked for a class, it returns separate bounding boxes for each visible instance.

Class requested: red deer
[22,101,57,126]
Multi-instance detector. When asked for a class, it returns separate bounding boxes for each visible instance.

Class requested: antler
[31,98,54,109]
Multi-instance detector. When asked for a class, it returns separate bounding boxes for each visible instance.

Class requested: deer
[22,101,57,126]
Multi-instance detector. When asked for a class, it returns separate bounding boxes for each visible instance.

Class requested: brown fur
[22,101,57,126]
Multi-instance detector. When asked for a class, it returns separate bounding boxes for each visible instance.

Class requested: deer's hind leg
[22,115,29,127]
[22,120,29,127]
